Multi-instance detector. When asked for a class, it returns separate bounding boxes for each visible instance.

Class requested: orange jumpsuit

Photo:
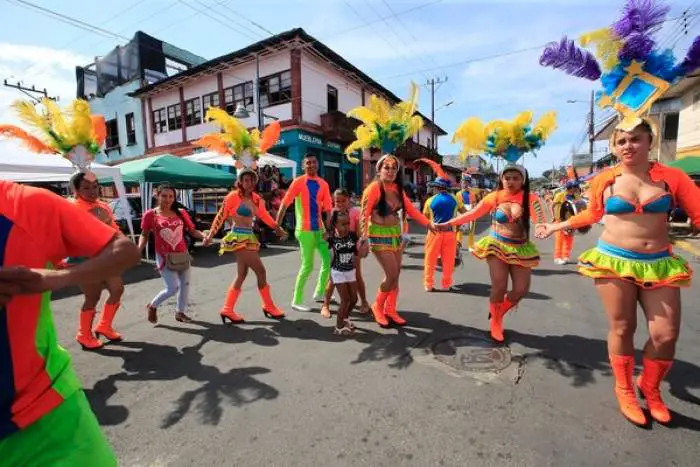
[422,191,464,290]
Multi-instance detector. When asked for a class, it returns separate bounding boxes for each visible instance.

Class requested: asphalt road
[49,222,700,467]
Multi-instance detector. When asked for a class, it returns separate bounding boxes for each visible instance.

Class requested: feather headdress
[416,157,453,188]
[344,82,424,164]
[539,0,700,131]
[194,107,281,174]
[0,98,106,177]
[452,111,557,163]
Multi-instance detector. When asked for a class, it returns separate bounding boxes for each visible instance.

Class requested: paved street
[51,222,700,467]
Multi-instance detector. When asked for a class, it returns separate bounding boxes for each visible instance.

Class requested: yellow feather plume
[368,95,391,125]
[347,106,378,125]
[67,99,94,148]
[43,98,70,142]
[452,117,487,158]
[579,27,622,71]
[12,100,50,135]
[532,111,557,138]
[205,107,246,142]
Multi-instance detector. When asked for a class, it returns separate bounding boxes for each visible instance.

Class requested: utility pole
[588,89,595,157]
[3,79,58,103]
[426,76,448,156]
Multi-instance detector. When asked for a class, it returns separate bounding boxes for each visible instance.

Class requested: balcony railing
[320,111,360,143]
[395,139,439,161]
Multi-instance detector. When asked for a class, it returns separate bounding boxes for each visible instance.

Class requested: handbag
[166,252,191,271]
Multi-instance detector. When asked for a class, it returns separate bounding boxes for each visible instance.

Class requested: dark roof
[130,27,446,135]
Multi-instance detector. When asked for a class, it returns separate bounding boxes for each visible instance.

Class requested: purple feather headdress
[676,36,700,78]
[612,0,669,39]
[539,37,602,80]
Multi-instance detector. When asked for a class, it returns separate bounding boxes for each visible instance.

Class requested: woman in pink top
[320,188,370,318]
[138,184,205,323]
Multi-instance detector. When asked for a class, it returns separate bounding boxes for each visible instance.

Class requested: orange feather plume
[194,134,232,155]
[416,157,447,179]
[91,115,106,147]
[259,120,281,154]
[0,125,55,154]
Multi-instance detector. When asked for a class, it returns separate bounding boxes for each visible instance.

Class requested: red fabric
[0,181,116,432]
[141,209,195,261]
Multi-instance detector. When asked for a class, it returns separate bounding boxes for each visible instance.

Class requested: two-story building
[76,31,207,164]
[127,27,445,194]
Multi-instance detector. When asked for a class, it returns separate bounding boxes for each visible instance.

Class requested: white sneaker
[554,259,566,265]
[291,303,311,312]
[313,294,325,303]
[563,257,570,264]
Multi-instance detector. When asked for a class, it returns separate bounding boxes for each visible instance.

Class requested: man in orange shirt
[0,180,140,466]
[275,153,333,311]
[67,172,125,349]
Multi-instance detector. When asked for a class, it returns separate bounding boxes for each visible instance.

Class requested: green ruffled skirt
[472,232,540,268]
[578,240,692,288]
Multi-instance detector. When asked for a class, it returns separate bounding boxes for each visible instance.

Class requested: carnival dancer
[551,180,582,265]
[0,98,128,350]
[537,0,700,426]
[320,188,370,318]
[436,111,555,342]
[0,99,140,465]
[419,159,466,291]
[275,153,333,311]
[457,174,483,252]
[197,109,287,322]
[327,209,360,335]
[64,172,126,350]
[344,82,433,327]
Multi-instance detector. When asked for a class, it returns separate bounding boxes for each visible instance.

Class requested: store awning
[667,156,700,175]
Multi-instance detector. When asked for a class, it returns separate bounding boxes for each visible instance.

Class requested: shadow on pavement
[506,330,700,432]
[84,338,279,429]
[451,282,551,300]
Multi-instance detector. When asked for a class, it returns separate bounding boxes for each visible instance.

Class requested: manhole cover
[431,335,512,373]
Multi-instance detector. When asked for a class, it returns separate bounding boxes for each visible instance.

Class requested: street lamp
[233,104,279,122]
[567,91,595,156]
[436,100,454,112]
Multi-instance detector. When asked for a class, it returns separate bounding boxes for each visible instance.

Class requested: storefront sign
[299,133,324,146]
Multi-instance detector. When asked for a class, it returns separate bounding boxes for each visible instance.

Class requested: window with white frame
[259,70,292,108]
[223,82,254,115]
[167,104,182,130]
[184,98,201,127]
[153,108,167,134]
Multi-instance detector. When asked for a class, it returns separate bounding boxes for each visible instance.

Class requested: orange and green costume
[207,189,285,323]
[360,180,430,327]
[447,188,546,342]
[211,190,279,254]
[69,197,123,350]
[565,163,699,289]
[281,174,333,304]
[551,190,578,261]
[565,162,700,426]
[0,181,118,466]
[422,191,464,290]
[447,190,546,268]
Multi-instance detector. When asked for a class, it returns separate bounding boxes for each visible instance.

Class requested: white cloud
[0,43,88,124]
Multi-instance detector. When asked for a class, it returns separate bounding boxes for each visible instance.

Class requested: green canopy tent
[110,154,235,188]
[100,154,235,260]
[667,156,700,176]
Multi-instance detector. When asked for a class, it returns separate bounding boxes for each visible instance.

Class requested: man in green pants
[0,180,140,466]
[276,153,332,311]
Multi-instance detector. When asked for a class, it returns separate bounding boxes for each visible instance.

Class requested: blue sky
[1,0,698,176]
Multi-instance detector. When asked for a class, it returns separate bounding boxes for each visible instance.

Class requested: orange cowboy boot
[610,354,647,426]
[637,357,673,424]
[259,284,285,319]
[220,286,244,324]
[488,302,507,343]
[502,294,517,315]
[371,289,390,328]
[94,302,123,342]
[384,287,406,326]
[76,310,104,350]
